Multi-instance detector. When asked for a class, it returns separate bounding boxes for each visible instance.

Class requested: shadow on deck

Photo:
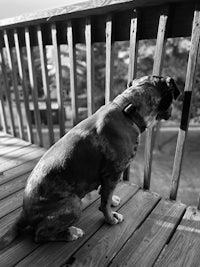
[0,132,200,267]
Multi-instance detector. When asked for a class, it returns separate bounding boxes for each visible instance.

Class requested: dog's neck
[113,94,146,133]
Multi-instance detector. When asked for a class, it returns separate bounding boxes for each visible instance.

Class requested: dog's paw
[111,195,121,207]
[107,212,124,225]
[67,226,85,241]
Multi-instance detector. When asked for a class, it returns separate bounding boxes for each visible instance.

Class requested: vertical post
[51,23,65,137]
[37,25,55,146]
[0,36,16,136]
[0,84,8,133]
[4,30,25,139]
[143,7,169,190]
[25,27,43,146]
[85,17,95,116]
[170,9,200,200]
[14,29,33,143]
[123,9,139,181]
[67,20,79,124]
[105,14,114,104]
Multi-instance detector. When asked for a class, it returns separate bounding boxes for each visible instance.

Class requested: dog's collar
[113,94,146,133]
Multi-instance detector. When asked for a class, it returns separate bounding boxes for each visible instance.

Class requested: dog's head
[122,75,181,127]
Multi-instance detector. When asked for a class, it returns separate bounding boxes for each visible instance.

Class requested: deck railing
[0,0,199,201]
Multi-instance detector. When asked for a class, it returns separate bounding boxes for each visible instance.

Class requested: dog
[0,75,180,248]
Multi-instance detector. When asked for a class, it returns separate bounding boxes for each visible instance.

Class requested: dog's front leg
[99,179,123,225]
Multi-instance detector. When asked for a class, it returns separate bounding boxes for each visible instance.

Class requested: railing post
[143,7,169,190]
[123,9,139,181]
[170,8,200,200]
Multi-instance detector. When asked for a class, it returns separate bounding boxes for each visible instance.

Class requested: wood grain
[110,200,186,267]
[67,20,79,124]
[154,207,200,267]
[85,17,95,116]
[105,14,114,104]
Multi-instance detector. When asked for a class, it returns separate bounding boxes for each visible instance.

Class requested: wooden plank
[0,157,41,185]
[0,189,24,219]
[85,17,95,116]
[0,41,16,136]
[14,29,33,143]
[37,25,54,146]
[67,20,79,125]
[0,138,31,156]
[110,200,186,267]
[0,148,45,173]
[123,9,139,181]
[170,9,200,200]
[51,23,65,137]
[0,173,29,200]
[154,207,200,267]
[25,27,43,146]
[15,183,139,267]
[3,30,25,139]
[62,189,160,267]
[0,144,43,166]
[143,7,168,190]
[105,14,114,104]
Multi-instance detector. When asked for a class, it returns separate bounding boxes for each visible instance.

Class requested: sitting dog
[0,75,180,247]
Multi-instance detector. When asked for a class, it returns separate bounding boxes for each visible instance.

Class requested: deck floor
[0,133,200,267]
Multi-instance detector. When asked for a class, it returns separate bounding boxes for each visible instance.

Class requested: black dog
[0,76,180,248]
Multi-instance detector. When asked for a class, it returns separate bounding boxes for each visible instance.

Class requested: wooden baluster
[37,25,55,146]
[25,27,43,146]
[105,14,114,104]
[123,9,139,181]
[51,23,65,137]
[4,30,25,139]
[67,20,79,124]
[143,7,169,190]
[0,37,16,136]
[85,17,95,116]
[170,9,200,200]
[0,82,8,133]
[14,29,33,143]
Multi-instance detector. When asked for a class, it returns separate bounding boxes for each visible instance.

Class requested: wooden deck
[0,133,200,267]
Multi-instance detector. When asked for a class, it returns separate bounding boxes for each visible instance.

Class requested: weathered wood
[51,23,65,137]
[0,148,45,173]
[37,25,55,146]
[0,41,16,136]
[3,30,25,139]
[0,138,30,156]
[15,183,139,267]
[0,0,196,30]
[25,27,43,146]
[105,14,114,104]
[154,207,200,266]
[144,7,168,190]
[123,9,139,181]
[14,30,33,143]
[0,158,41,186]
[62,190,160,267]
[110,200,186,267]
[67,20,79,124]
[170,9,200,200]
[85,17,95,116]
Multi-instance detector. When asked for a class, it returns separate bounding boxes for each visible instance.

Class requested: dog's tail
[0,210,28,250]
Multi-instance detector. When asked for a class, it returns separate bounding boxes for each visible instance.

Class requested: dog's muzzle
[156,106,172,121]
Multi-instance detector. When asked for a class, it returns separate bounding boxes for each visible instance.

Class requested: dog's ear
[166,77,181,100]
